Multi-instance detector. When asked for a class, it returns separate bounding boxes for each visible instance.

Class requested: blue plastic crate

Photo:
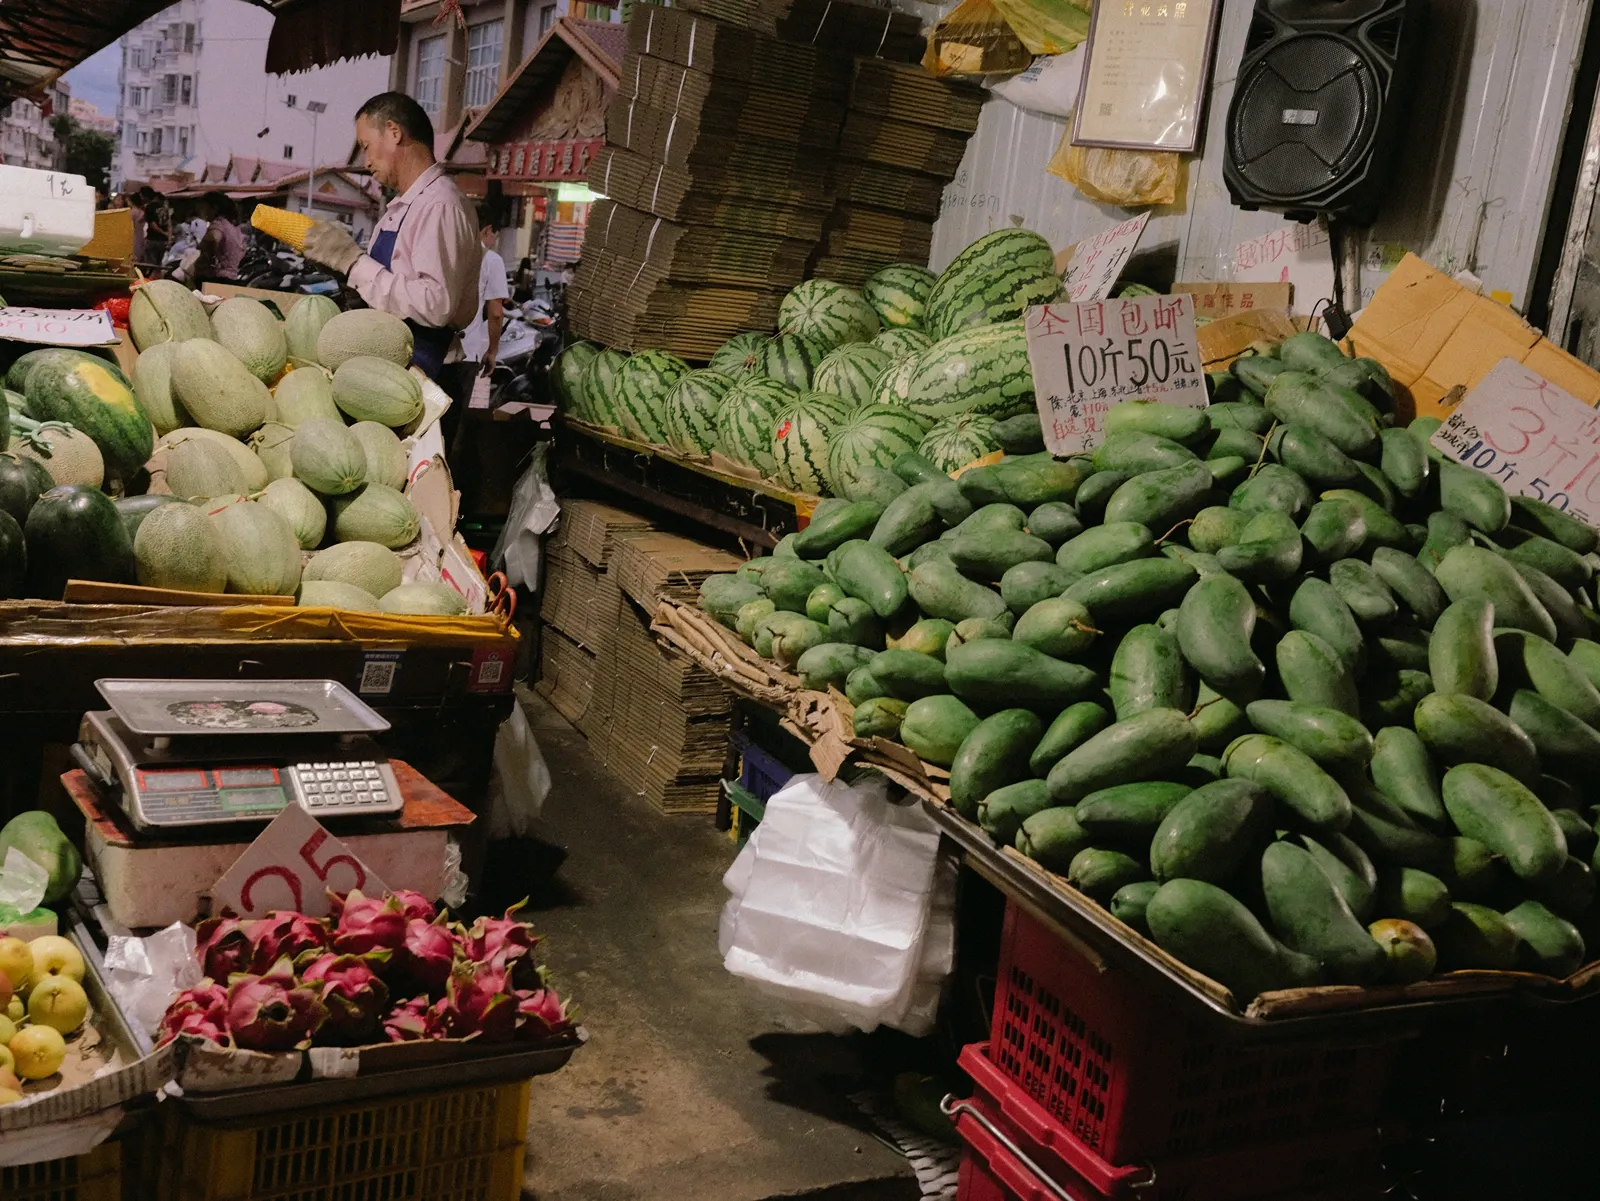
[733,732,794,803]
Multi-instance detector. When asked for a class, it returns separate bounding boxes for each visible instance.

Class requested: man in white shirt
[461,206,511,380]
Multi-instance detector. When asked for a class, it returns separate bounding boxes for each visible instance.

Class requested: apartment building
[114,0,388,188]
[68,98,118,137]
[0,79,71,171]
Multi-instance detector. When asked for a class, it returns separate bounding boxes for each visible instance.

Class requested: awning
[0,0,178,96]
[264,0,401,76]
[465,18,627,146]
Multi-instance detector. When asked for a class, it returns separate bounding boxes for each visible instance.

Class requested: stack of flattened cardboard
[535,501,737,814]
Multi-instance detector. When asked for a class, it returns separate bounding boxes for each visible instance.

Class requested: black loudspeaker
[1223,0,1427,225]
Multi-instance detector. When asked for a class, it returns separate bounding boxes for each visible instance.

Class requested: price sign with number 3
[213,804,388,919]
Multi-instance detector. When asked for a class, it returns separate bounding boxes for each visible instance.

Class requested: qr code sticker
[476,658,505,687]
[360,659,397,695]
[1099,102,1114,117]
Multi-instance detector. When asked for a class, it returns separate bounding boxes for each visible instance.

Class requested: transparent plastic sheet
[987,0,1090,56]
[485,704,551,839]
[490,442,561,592]
[922,0,1033,78]
[1048,132,1183,207]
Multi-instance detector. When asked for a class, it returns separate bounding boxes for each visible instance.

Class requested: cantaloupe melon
[284,295,340,366]
[129,280,212,350]
[130,342,189,436]
[11,428,104,488]
[133,501,227,593]
[249,422,295,480]
[316,310,413,372]
[330,484,419,548]
[211,297,288,383]
[331,358,424,428]
[349,422,408,489]
[379,582,468,616]
[170,339,273,437]
[302,540,403,597]
[272,367,341,428]
[209,501,302,595]
[298,580,381,611]
[258,477,326,550]
[291,417,367,495]
[162,427,269,495]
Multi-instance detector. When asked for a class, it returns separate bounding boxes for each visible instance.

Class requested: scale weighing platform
[73,679,404,831]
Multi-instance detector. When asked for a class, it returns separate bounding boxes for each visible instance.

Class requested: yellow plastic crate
[163,1079,530,1201]
[0,1141,121,1201]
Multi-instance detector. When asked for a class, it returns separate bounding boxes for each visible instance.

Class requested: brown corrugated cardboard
[1198,309,1298,371]
[563,500,655,567]
[610,531,744,609]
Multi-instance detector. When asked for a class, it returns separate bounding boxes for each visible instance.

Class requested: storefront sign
[0,307,115,346]
[1025,293,1206,455]
[1431,358,1600,529]
[488,138,604,182]
[213,804,387,919]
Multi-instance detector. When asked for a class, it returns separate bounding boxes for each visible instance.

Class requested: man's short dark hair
[476,201,499,231]
[202,191,237,222]
[357,92,435,147]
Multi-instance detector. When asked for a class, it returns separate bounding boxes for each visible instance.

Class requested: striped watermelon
[862,264,936,330]
[872,328,934,360]
[709,331,768,378]
[758,333,828,391]
[918,412,1000,474]
[778,280,879,351]
[873,355,920,408]
[664,369,735,456]
[771,392,849,495]
[551,341,598,417]
[825,403,930,493]
[715,376,795,475]
[905,321,1034,422]
[580,347,629,426]
[813,343,892,410]
[925,229,1062,339]
[613,350,691,443]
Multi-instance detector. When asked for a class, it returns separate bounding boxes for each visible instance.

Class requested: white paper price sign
[1430,358,1600,529]
[1061,212,1150,304]
[1024,293,1206,455]
[0,307,115,346]
[213,803,388,919]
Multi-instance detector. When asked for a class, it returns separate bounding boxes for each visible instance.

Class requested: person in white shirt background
[462,205,511,383]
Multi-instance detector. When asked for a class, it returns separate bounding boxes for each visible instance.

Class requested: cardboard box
[562,500,655,568]
[1350,253,1600,418]
[1197,308,1298,372]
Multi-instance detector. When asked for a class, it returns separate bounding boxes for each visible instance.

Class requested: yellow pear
[28,976,87,1035]
[10,1025,64,1079]
[0,1015,17,1045]
[0,1088,21,1105]
[0,1045,14,1076]
[0,938,30,992]
[29,936,84,984]
[6,997,22,1023]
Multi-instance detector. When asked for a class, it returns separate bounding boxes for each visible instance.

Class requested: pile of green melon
[697,328,1600,1006]
[552,229,1059,498]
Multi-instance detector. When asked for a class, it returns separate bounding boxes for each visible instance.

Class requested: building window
[151,129,163,154]
[163,75,178,105]
[184,23,195,52]
[414,34,446,117]
[137,130,149,152]
[179,128,189,156]
[180,76,192,105]
[124,123,137,148]
[539,4,555,37]
[465,20,504,109]
[284,145,294,160]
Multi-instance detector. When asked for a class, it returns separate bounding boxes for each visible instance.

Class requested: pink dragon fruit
[195,915,255,981]
[396,918,458,996]
[157,980,230,1048]
[431,961,517,1044]
[383,995,446,1042]
[224,958,328,1052]
[458,903,538,967]
[331,890,408,955]
[247,911,331,974]
[390,890,438,923]
[299,954,390,1045]
[513,988,572,1041]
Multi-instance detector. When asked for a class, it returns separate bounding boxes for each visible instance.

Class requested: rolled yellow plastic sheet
[251,205,315,251]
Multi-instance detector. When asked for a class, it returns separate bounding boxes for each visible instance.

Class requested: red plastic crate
[953,1041,1386,1201]
[990,902,1401,1163]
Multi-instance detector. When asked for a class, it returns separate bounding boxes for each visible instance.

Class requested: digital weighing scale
[72,679,404,831]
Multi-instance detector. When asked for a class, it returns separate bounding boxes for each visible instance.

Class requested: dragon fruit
[397,918,458,996]
[513,988,572,1041]
[225,958,328,1052]
[431,961,517,1043]
[195,915,256,981]
[248,911,331,973]
[299,954,390,1045]
[158,980,230,1048]
[383,995,446,1042]
[331,890,407,955]
[457,904,543,987]
[390,890,438,923]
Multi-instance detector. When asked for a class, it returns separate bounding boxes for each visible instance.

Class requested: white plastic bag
[988,48,1083,120]
[491,442,561,591]
[485,705,552,839]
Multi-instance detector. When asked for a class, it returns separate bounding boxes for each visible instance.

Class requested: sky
[62,43,122,114]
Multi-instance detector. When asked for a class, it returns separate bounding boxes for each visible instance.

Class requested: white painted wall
[929,0,1595,312]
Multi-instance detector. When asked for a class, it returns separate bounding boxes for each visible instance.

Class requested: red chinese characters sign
[488,138,604,182]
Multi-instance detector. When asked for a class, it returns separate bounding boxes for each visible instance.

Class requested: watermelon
[664,369,735,456]
[925,230,1063,339]
[812,344,893,410]
[0,452,53,528]
[771,392,849,495]
[24,485,134,598]
[862,264,937,330]
[9,348,128,396]
[905,321,1035,421]
[26,356,154,479]
[779,280,879,350]
[873,328,934,360]
[612,351,691,444]
[714,377,794,474]
[825,403,930,494]
[758,334,828,391]
[918,412,1000,474]
[873,355,920,408]
[580,348,630,427]
[551,341,599,416]
[709,332,768,378]
[0,509,22,598]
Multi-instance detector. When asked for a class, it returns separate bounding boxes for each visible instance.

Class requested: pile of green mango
[698,329,1600,1005]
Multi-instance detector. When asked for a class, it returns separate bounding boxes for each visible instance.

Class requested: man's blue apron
[368,219,454,383]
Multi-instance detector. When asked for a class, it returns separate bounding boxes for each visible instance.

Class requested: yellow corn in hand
[251,205,315,252]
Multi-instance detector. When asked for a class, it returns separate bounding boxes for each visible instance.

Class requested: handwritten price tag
[0,308,116,347]
[212,804,388,919]
[1060,212,1151,304]
[1025,293,1207,456]
[1431,358,1600,529]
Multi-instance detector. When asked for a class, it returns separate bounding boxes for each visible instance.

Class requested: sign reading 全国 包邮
[1024,293,1206,456]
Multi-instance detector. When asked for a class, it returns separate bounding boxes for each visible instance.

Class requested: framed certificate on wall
[1073,0,1225,152]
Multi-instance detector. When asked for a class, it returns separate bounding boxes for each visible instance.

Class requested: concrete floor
[513,689,919,1201]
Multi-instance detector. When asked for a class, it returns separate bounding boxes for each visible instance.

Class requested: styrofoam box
[0,166,96,255]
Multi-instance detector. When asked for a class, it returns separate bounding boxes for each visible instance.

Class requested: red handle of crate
[955,1108,1088,1201]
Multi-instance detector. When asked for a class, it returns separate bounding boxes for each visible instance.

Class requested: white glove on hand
[302,220,363,275]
